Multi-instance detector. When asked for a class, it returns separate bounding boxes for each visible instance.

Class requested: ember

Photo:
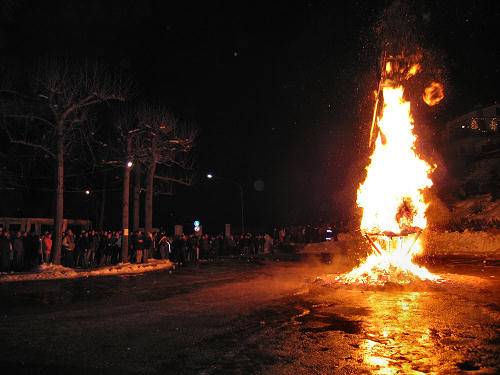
[423,82,444,106]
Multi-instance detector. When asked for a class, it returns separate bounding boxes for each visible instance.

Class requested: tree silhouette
[0,58,126,264]
[135,105,197,234]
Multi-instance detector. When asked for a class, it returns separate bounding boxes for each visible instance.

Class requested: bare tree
[101,105,147,262]
[135,105,197,234]
[0,58,126,264]
[95,104,196,256]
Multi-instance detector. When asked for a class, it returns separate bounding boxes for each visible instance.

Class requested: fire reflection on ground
[360,292,436,374]
[333,281,500,374]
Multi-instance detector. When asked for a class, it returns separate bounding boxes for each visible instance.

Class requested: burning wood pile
[336,55,443,286]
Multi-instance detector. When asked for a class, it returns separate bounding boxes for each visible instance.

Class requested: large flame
[337,86,440,285]
[358,87,432,234]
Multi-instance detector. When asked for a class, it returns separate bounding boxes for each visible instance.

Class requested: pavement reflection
[361,292,431,374]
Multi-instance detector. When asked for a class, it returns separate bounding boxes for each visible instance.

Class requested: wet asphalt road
[0,254,499,374]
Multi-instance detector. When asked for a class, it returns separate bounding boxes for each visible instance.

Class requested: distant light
[206,174,213,179]
[194,226,200,232]
[233,51,238,57]
[326,229,332,233]
[85,190,91,195]
[194,221,200,227]
[127,161,133,168]
[253,179,265,192]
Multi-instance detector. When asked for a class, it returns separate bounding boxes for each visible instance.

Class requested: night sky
[1,0,498,232]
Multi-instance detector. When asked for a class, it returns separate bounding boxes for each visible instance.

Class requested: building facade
[445,104,499,157]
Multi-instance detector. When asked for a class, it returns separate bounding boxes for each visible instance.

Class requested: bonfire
[336,56,443,286]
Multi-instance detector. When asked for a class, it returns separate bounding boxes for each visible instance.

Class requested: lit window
[471,119,479,130]
[490,118,498,131]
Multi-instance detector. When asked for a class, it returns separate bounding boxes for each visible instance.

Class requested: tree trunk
[144,162,156,234]
[52,120,64,265]
[121,140,131,262]
[133,163,141,232]
[98,172,106,231]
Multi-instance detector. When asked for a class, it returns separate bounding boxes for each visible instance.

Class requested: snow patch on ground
[451,195,500,223]
[0,259,173,283]
[423,230,500,259]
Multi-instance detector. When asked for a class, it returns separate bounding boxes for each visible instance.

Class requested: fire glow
[337,84,441,285]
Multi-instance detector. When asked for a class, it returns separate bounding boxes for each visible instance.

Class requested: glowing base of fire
[336,234,441,286]
[335,253,440,286]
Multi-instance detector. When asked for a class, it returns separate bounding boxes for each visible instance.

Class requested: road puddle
[291,301,362,334]
[291,307,310,325]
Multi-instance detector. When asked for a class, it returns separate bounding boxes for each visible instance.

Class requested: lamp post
[206,173,245,234]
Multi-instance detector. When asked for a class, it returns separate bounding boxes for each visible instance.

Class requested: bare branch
[0,89,41,102]
[154,174,192,186]
[4,113,55,128]
[3,132,56,158]
[61,95,124,122]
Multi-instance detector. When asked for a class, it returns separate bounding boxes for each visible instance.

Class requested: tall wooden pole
[144,162,156,234]
[133,163,141,231]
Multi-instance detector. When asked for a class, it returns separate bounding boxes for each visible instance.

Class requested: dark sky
[1,0,498,231]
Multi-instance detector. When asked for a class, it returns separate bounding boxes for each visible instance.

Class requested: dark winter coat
[0,236,11,270]
[12,237,24,268]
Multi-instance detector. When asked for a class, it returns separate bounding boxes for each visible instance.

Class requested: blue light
[194,220,200,227]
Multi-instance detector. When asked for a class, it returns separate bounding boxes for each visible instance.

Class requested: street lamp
[206,173,245,234]
[127,161,133,168]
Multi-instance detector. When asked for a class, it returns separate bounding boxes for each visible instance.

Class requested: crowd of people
[0,224,341,273]
[0,228,271,272]
[3,218,498,273]
[271,224,340,244]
